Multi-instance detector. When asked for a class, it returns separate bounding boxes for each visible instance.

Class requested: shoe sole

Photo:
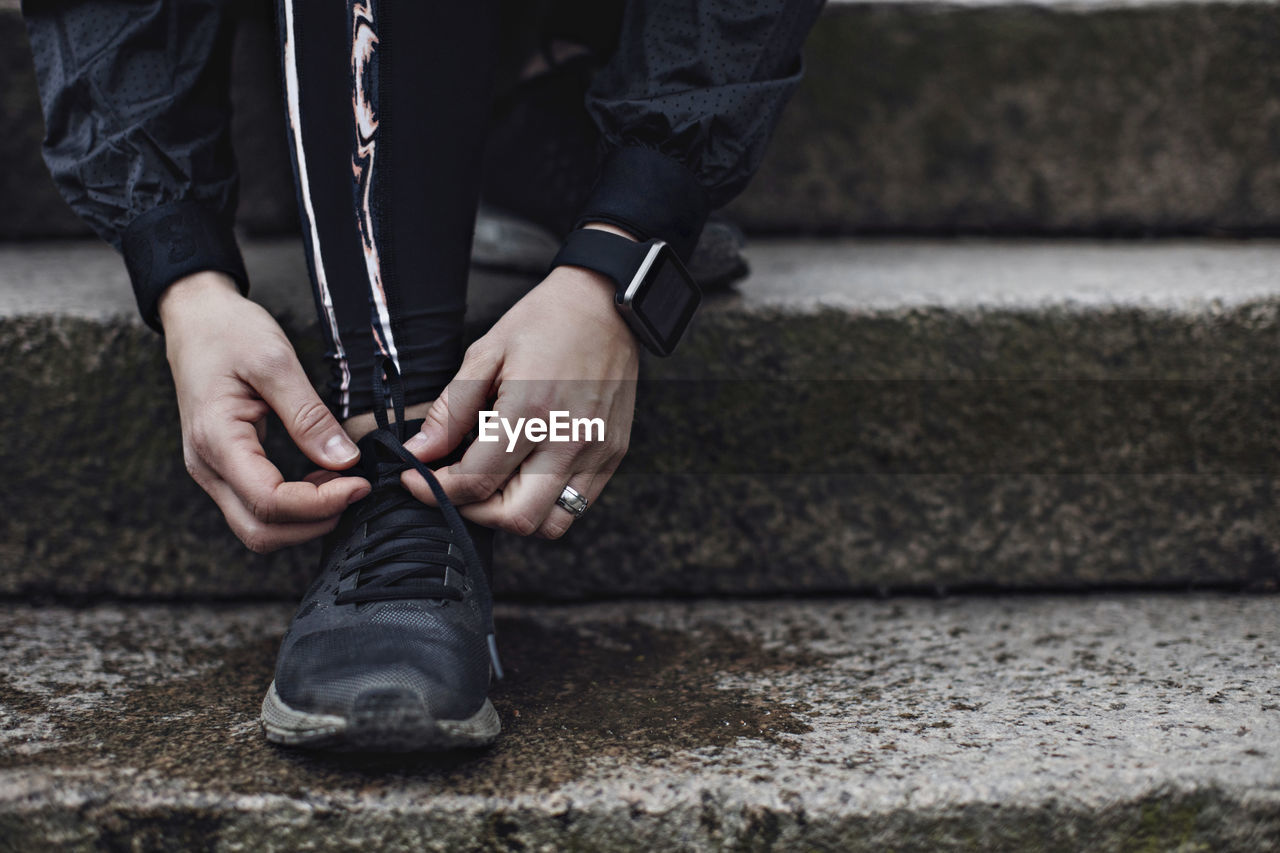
[260,681,500,752]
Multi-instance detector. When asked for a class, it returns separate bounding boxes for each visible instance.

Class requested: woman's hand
[160,271,370,553]
[401,230,639,538]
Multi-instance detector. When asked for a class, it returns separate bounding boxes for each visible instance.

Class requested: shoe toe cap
[275,624,490,721]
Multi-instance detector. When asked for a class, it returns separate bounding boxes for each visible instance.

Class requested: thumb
[257,356,360,470]
[405,344,497,461]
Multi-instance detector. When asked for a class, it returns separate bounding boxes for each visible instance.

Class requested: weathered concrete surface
[1,595,1277,850]
[3,239,1280,599]
[6,2,1280,239]
[728,0,1280,235]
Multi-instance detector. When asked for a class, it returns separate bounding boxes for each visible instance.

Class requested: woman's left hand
[401,228,640,538]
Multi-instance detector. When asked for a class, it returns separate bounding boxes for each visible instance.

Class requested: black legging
[278,0,499,419]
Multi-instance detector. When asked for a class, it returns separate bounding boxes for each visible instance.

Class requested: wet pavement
[1,595,1278,850]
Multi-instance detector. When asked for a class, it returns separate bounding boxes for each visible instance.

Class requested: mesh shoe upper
[272,416,498,723]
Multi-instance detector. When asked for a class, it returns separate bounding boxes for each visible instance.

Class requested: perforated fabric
[584,0,827,210]
[272,420,496,721]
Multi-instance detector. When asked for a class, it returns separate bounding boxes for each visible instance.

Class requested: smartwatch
[550,228,702,356]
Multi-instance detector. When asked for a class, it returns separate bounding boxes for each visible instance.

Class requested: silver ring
[556,485,589,518]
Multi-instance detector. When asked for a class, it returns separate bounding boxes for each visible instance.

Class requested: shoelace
[333,468,465,604]
[333,356,503,679]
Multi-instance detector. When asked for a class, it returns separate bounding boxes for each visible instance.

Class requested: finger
[402,426,532,508]
[252,350,361,470]
[451,448,575,536]
[536,462,616,540]
[536,449,621,539]
[304,469,349,487]
[203,418,370,523]
[404,343,498,462]
[205,478,346,554]
[402,390,550,506]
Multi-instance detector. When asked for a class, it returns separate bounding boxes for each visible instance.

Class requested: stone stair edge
[4,239,1280,600]
[6,238,1280,323]
[1,595,1278,851]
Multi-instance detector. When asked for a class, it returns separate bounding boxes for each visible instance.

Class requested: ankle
[342,401,433,442]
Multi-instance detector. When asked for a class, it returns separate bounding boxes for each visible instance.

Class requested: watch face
[628,245,701,354]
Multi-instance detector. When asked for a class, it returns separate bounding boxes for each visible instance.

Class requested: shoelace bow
[333,356,502,679]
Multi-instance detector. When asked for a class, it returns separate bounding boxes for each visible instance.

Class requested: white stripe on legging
[283,0,352,418]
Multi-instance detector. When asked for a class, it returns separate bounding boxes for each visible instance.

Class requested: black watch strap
[549,228,654,296]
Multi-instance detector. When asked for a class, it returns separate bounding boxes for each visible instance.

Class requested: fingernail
[348,485,371,505]
[326,433,359,463]
[404,432,428,454]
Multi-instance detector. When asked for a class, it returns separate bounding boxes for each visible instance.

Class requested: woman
[23,0,823,751]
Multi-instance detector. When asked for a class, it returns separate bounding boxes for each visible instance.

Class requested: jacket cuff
[121,201,250,333]
[572,146,710,262]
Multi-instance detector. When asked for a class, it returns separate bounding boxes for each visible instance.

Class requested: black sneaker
[261,368,502,752]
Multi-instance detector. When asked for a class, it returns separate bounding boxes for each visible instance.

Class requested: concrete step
[2,238,1279,600]
[1,594,1277,850]
[4,1,1280,239]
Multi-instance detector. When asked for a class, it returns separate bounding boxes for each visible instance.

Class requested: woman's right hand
[159,271,370,553]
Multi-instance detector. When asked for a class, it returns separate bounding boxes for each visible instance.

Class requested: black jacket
[23,0,824,326]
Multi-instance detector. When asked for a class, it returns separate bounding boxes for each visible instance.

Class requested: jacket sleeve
[573,0,826,260]
[23,0,249,332]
